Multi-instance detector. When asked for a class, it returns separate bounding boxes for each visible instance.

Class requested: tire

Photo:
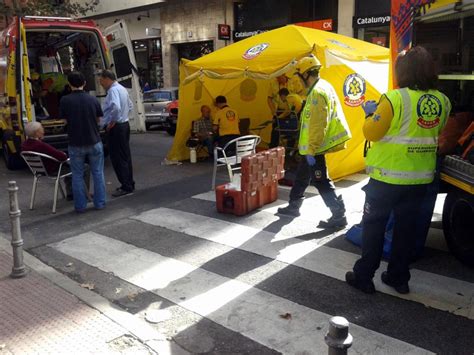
[442,188,474,267]
[145,122,151,131]
[2,141,24,170]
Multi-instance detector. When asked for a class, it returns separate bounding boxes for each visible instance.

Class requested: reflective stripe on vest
[366,166,434,180]
[379,136,438,145]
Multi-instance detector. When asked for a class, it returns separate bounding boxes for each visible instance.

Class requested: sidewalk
[0,236,189,355]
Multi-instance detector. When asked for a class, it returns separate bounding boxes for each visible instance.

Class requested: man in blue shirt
[99,70,135,197]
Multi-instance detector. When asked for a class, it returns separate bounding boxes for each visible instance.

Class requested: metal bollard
[325,316,353,355]
[8,181,27,278]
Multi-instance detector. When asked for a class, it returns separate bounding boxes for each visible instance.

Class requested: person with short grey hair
[21,121,78,199]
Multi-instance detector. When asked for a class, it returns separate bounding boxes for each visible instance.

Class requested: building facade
[353,0,391,47]
[73,0,234,88]
[1,0,389,87]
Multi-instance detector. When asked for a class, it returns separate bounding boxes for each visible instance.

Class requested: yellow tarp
[167,25,390,180]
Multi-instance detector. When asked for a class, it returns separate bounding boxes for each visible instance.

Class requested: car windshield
[143,91,172,102]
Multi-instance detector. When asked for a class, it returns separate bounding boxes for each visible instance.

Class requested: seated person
[191,105,215,158]
[21,122,89,200]
[213,95,240,149]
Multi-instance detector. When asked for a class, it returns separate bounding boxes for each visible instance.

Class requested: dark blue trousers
[353,178,428,285]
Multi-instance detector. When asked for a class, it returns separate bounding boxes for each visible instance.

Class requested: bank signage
[218,24,231,40]
[353,14,391,28]
[233,29,268,41]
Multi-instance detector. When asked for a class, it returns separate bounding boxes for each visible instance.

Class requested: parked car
[165,100,179,136]
[144,88,179,133]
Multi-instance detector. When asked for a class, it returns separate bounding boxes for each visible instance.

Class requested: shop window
[177,41,214,62]
[133,38,163,90]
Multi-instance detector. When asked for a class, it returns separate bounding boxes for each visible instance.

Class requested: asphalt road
[1,132,473,354]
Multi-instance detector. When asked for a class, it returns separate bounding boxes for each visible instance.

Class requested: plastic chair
[20,151,71,214]
[211,135,261,190]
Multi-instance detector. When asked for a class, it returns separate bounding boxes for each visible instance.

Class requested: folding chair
[20,151,71,214]
[211,135,261,190]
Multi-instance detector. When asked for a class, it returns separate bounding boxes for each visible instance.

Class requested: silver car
[144,88,179,131]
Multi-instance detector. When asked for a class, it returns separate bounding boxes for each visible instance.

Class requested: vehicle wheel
[442,188,474,267]
[166,126,176,136]
[145,122,151,131]
[2,141,24,170]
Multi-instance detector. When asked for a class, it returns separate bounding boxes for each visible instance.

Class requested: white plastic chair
[211,135,261,190]
[20,151,71,214]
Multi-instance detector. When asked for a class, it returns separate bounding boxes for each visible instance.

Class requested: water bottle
[190,147,197,163]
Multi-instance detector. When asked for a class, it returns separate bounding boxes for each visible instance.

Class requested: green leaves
[0,0,98,18]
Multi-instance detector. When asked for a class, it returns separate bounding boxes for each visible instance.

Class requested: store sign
[353,14,391,28]
[295,19,333,31]
[218,24,231,40]
[233,29,268,41]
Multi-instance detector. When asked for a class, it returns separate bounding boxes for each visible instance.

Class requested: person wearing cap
[277,54,351,229]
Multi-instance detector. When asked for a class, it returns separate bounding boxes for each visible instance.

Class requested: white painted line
[132,208,474,320]
[52,233,431,355]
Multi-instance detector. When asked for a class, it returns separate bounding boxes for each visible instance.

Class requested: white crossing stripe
[52,233,431,354]
[132,208,474,320]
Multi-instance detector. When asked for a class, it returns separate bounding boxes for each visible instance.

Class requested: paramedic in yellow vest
[278,55,351,229]
[346,47,451,295]
[213,95,240,148]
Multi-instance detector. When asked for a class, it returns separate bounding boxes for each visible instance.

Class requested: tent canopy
[168,25,390,180]
[183,25,388,81]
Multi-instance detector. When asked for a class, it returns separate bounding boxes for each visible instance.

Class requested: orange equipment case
[216,147,285,216]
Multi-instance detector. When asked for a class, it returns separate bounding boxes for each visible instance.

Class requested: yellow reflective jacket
[298,79,351,156]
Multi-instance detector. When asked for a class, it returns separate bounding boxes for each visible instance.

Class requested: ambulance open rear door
[104,20,145,132]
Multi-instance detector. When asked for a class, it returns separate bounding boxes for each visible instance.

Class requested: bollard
[325,316,353,355]
[8,181,27,278]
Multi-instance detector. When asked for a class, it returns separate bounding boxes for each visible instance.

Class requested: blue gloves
[305,155,316,166]
[362,100,377,117]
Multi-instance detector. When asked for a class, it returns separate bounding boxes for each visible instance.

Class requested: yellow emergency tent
[167,25,389,180]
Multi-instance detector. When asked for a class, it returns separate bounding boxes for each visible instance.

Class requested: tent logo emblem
[242,43,269,60]
[416,94,441,129]
[343,73,366,107]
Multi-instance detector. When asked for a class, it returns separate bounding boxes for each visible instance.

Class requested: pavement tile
[0,251,139,354]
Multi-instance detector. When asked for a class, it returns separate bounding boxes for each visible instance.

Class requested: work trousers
[108,121,135,192]
[353,178,428,285]
[289,154,340,211]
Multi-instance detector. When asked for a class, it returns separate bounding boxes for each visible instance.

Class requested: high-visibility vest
[366,88,451,185]
[298,79,351,155]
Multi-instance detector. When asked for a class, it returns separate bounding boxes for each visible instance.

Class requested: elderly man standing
[99,70,135,197]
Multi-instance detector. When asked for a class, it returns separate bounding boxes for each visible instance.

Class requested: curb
[0,234,191,355]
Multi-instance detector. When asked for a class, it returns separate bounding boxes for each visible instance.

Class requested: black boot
[277,199,303,217]
[318,195,347,229]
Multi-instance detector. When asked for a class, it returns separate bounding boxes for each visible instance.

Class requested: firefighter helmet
[296,54,321,75]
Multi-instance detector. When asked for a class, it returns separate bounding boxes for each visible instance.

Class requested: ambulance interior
[414,12,474,114]
[26,30,107,122]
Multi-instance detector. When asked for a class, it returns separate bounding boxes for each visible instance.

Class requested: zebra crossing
[45,177,474,354]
